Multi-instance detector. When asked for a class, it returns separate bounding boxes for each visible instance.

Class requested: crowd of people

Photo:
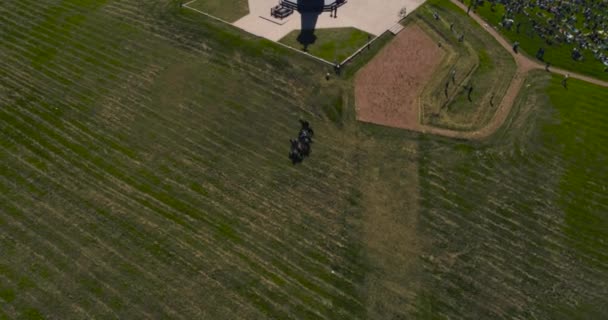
[479,0,608,71]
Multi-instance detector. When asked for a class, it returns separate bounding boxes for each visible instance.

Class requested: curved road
[415,0,608,140]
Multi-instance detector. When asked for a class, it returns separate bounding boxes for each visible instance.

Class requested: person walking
[562,74,569,89]
[513,41,520,53]
[536,47,545,60]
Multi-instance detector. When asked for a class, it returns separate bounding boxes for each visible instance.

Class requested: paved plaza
[230,0,427,41]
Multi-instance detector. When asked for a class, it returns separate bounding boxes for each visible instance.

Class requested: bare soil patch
[354,24,444,130]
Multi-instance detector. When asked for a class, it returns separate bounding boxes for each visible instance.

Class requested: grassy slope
[279,28,372,62]
[0,0,365,318]
[416,71,608,319]
[464,0,608,81]
[2,0,608,319]
[545,76,608,271]
[417,0,516,131]
[187,0,249,22]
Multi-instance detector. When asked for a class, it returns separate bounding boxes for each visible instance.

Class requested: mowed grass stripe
[2,90,360,318]
[0,169,191,317]
[9,88,360,304]
[0,7,133,81]
[5,0,352,181]
[0,149,221,318]
[0,141,263,318]
[0,2,175,80]
[1,1,189,86]
[0,133,276,318]
[2,0,368,318]
[2,142,328,318]
[3,69,356,288]
[0,273,47,319]
[4,18,354,190]
[430,150,604,304]
[420,164,560,314]
[0,199,120,318]
[417,72,608,317]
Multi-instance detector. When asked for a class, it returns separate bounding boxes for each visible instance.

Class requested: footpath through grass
[279,27,372,62]
[415,71,608,319]
[416,0,516,131]
[464,0,608,81]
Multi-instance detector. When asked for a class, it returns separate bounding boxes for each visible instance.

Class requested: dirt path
[412,0,608,140]
[355,24,445,130]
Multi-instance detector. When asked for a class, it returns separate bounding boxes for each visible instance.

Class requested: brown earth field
[354,24,443,130]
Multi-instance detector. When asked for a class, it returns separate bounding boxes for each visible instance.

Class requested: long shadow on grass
[296,0,324,51]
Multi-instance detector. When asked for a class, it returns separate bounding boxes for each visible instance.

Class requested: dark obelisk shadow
[296,0,324,51]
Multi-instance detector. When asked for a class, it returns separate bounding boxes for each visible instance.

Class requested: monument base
[279,0,346,12]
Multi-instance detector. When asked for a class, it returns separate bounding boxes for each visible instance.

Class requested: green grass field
[186,0,249,22]
[1,0,607,319]
[279,28,372,62]
[464,0,608,81]
[415,71,608,318]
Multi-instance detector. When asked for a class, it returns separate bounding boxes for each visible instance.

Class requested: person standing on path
[513,41,520,53]
[562,74,569,89]
[451,69,457,84]
[467,85,474,101]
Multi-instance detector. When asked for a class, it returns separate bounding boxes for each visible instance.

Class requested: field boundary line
[340,15,410,67]
[272,40,334,65]
[182,1,235,26]
[340,33,383,66]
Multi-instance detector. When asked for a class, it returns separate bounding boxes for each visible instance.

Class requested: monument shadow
[296,0,324,51]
